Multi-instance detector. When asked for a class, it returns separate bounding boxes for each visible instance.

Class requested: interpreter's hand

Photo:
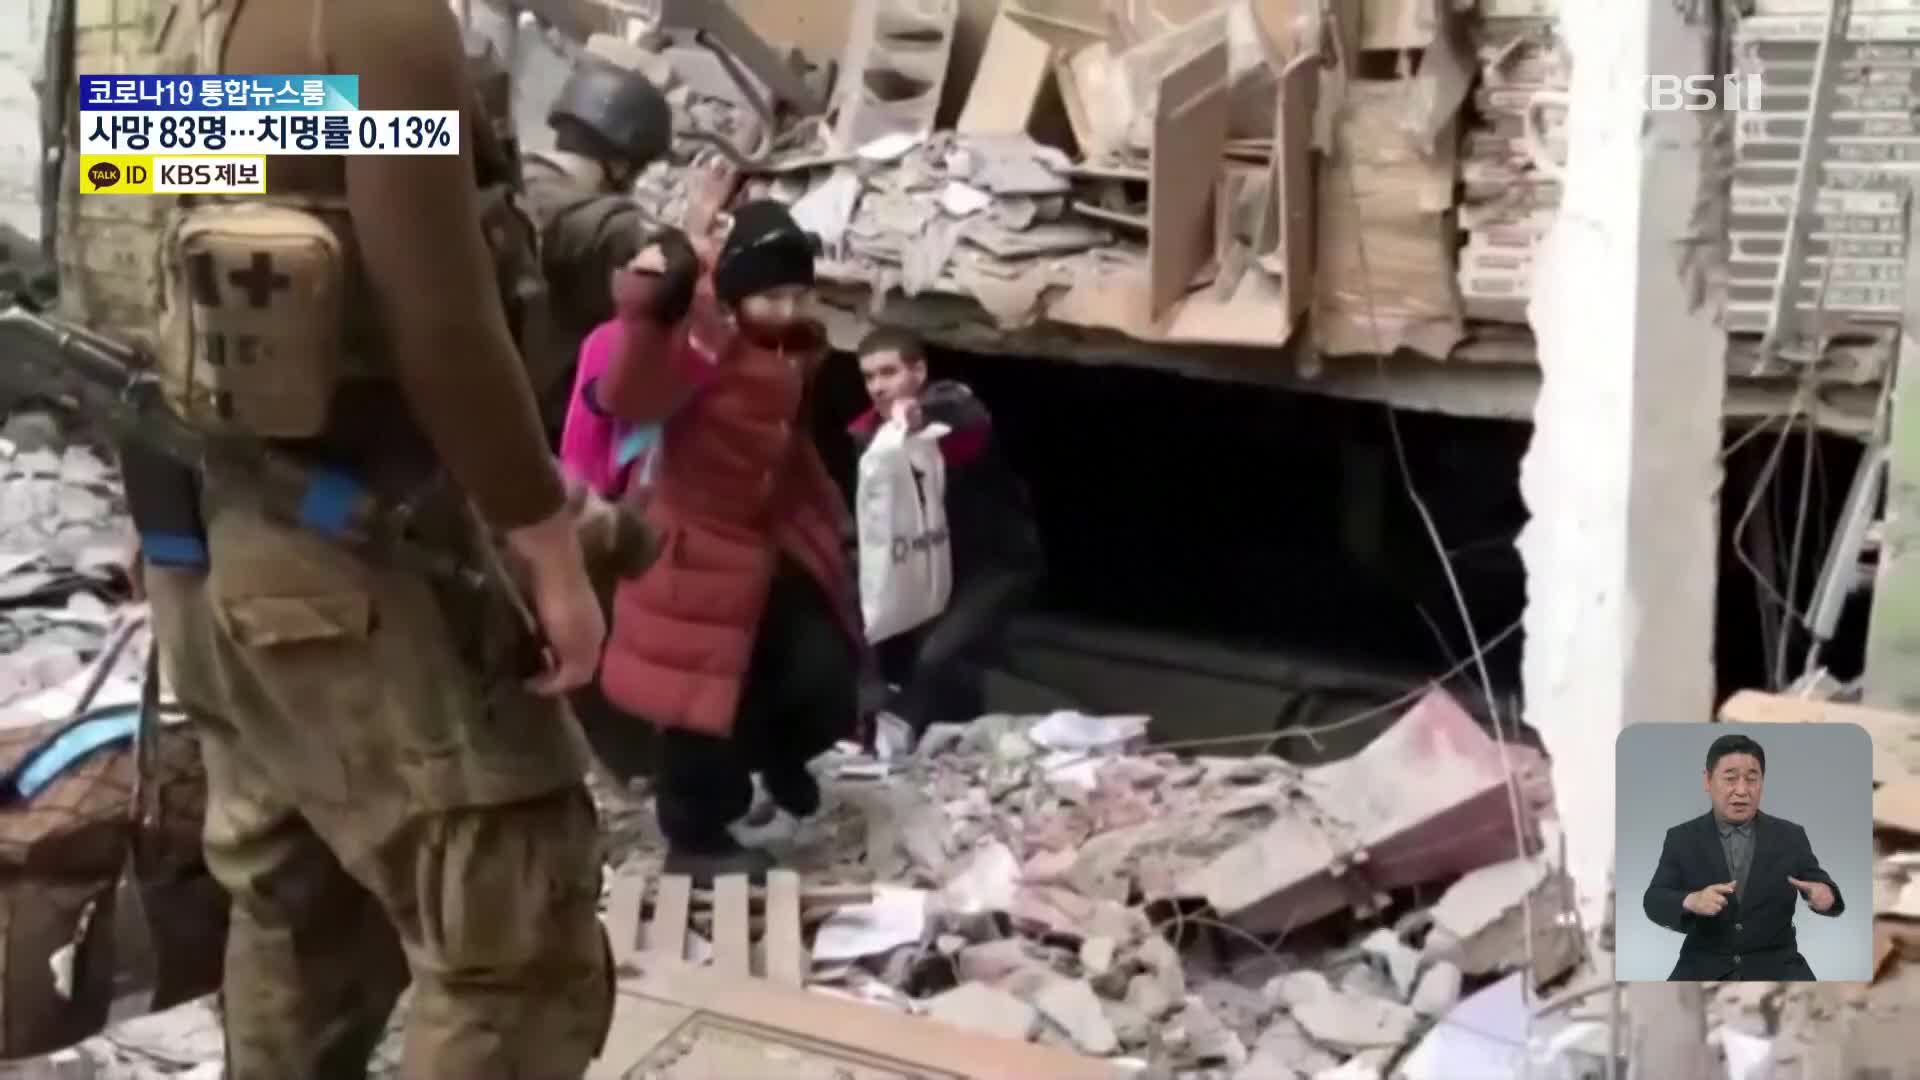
[506,506,606,696]
[1681,881,1737,917]
[1788,876,1835,913]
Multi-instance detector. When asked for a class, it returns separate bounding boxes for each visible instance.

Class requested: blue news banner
[78,75,458,156]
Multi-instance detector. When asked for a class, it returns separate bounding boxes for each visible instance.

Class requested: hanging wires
[1316,0,1543,1052]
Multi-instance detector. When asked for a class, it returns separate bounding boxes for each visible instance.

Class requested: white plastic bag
[857,415,952,643]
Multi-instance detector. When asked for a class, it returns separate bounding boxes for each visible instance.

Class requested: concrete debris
[1235,1014,1338,1079]
[926,982,1041,1042]
[1423,855,1583,984]
[1199,689,1546,934]
[1033,975,1121,1055]
[1274,970,1419,1054]
[1358,926,1421,998]
[580,685,1553,1076]
[1409,960,1463,1016]
[1126,973,1182,1023]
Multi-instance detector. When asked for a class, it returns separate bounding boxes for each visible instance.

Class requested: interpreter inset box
[1614,722,1873,982]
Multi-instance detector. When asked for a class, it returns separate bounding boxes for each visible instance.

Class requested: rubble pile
[0,426,134,701]
[759,132,1113,325]
[1455,13,1567,326]
[577,0,1628,354]
[606,689,1582,1077]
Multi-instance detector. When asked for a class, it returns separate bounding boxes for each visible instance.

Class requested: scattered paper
[790,168,862,250]
[942,840,1021,916]
[1029,711,1151,753]
[857,132,924,162]
[812,885,931,963]
[1042,750,1103,791]
[1719,1027,1775,1080]
[940,181,993,217]
[1395,972,1528,1080]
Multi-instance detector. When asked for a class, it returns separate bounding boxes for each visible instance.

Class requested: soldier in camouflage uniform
[522,54,676,785]
[521,54,674,436]
[56,1,614,1077]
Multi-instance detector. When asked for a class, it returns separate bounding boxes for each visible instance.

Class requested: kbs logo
[1646,74,1764,112]
[78,155,266,194]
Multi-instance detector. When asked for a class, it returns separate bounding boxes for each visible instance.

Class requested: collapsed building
[4,0,1920,1076]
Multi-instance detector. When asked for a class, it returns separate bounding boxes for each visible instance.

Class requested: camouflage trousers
[144,490,613,1080]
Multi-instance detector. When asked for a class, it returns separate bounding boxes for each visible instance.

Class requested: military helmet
[547,56,673,170]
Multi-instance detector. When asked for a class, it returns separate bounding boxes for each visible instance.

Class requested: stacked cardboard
[1729,8,1920,335]
[1455,14,1566,325]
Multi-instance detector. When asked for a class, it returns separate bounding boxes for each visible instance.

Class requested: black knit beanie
[712,199,818,307]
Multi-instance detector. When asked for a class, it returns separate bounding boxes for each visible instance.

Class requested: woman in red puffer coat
[589,200,860,881]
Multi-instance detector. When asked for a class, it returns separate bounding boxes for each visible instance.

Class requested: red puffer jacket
[593,272,858,738]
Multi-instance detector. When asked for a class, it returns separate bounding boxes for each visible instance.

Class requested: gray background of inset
[1614,722,1874,982]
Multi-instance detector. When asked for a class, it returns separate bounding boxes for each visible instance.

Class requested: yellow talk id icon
[79,156,154,194]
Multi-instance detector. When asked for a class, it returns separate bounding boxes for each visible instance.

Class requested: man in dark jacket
[1642,733,1844,981]
[848,329,1044,740]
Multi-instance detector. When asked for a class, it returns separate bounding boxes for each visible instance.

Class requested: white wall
[0,1,46,242]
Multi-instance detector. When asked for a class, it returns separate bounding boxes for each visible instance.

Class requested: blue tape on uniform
[13,708,140,800]
[140,531,209,568]
[298,467,362,537]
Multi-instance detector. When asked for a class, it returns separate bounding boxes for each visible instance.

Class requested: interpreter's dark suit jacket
[1642,810,1843,981]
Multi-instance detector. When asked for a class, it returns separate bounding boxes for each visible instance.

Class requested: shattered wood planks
[592,964,1127,1079]
[1147,37,1231,319]
[613,870,868,985]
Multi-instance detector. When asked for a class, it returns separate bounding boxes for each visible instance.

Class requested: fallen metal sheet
[1198,688,1542,933]
[591,965,1125,1079]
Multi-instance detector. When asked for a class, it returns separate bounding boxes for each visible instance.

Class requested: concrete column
[1865,214,1920,712]
[1518,0,1727,946]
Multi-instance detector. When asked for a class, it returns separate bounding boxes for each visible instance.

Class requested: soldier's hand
[506,507,606,696]
[1681,881,1737,916]
[614,228,699,326]
[684,154,738,259]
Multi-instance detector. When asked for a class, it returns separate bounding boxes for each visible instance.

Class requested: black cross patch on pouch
[185,250,293,309]
[229,251,291,308]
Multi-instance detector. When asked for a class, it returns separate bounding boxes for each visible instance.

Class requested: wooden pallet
[605,870,872,986]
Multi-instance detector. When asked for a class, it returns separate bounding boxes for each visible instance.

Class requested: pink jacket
[558,320,627,498]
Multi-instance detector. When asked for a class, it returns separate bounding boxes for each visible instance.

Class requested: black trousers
[875,569,1029,735]
[654,556,858,853]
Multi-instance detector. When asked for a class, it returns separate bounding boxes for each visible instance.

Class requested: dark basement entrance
[811,348,1868,762]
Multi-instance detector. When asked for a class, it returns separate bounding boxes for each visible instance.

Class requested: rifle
[0,298,490,594]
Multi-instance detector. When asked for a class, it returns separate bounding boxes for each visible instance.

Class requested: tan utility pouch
[159,203,349,439]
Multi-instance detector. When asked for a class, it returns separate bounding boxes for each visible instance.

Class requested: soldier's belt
[0,297,487,594]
